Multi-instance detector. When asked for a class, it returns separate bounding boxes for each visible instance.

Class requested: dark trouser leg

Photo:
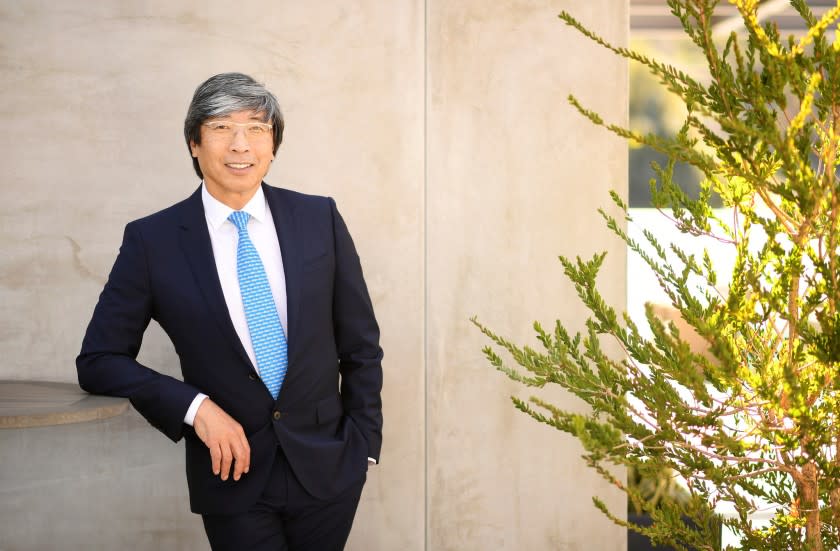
[201,447,365,551]
[283,471,365,551]
[202,509,288,551]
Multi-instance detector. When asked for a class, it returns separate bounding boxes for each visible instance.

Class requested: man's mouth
[226,163,252,169]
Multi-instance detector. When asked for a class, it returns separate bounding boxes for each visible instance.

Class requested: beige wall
[427,2,627,548]
[0,1,626,549]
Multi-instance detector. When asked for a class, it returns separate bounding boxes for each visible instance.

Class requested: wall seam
[423,0,430,550]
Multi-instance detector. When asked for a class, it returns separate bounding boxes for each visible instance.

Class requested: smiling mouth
[226,163,252,169]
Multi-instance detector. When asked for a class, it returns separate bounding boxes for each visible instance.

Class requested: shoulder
[264,184,334,208]
[263,184,338,220]
[124,187,202,235]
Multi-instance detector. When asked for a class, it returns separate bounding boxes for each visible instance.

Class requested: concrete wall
[427,3,628,548]
[0,1,627,549]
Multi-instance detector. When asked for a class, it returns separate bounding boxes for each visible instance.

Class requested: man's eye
[248,125,267,134]
[211,123,230,131]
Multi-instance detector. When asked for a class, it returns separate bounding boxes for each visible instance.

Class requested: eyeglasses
[202,120,273,139]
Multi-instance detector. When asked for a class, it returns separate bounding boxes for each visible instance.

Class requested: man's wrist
[184,393,209,425]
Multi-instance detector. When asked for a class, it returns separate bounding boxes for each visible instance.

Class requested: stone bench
[0,380,128,429]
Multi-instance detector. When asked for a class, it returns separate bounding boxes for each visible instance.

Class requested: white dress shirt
[183,183,288,425]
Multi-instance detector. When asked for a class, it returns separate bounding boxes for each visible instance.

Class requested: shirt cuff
[183,393,209,426]
[368,457,377,465]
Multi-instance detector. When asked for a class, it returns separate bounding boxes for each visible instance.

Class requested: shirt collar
[201,183,267,230]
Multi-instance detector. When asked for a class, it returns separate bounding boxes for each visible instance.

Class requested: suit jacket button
[273,410,281,421]
[248,373,256,381]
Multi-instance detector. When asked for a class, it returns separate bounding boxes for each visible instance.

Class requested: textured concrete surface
[426,1,628,549]
[0,0,626,549]
[0,408,207,551]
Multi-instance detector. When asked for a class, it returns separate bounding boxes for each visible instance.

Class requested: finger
[219,445,233,481]
[239,432,251,474]
[232,448,245,481]
[231,432,250,481]
[209,443,222,476]
[229,438,245,481]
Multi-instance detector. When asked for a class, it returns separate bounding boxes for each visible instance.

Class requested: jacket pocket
[316,394,343,424]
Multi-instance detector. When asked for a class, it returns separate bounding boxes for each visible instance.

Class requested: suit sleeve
[329,198,384,462]
[76,222,200,442]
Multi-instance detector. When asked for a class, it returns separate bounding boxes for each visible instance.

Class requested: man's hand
[193,398,250,481]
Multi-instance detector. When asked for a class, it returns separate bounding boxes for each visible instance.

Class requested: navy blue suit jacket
[77,184,383,515]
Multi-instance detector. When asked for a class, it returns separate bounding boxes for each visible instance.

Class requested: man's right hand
[193,399,251,481]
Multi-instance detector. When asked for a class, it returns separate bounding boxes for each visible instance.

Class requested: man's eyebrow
[209,113,267,121]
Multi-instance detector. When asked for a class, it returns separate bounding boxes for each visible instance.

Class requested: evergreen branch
[787,72,821,144]
[669,437,790,472]
[789,0,818,27]
[789,4,840,58]
[755,188,797,234]
[727,466,788,482]
[695,0,735,120]
[732,0,784,59]
[568,95,719,173]
[558,10,709,110]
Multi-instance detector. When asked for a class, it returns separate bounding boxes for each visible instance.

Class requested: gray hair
[184,72,284,179]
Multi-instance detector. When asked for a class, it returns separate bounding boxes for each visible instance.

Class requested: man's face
[190,109,275,208]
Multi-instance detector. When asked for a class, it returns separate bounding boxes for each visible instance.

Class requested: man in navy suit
[77,72,383,551]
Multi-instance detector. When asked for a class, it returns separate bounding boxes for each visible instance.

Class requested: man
[76,72,383,551]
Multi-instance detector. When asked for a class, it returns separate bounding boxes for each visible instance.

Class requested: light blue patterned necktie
[228,211,288,399]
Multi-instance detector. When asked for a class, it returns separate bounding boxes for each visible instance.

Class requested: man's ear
[190,141,198,158]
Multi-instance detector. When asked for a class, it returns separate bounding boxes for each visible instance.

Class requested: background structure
[0,1,627,549]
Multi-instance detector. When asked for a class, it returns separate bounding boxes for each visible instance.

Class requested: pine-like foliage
[473,1,840,550]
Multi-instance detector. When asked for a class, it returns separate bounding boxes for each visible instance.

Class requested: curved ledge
[0,380,129,429]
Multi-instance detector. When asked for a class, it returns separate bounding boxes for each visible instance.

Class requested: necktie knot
[228,211,251,232]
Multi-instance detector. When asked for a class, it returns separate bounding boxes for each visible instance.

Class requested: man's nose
[229,128,251,151]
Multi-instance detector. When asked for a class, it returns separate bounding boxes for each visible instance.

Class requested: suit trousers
[201,446,366,551]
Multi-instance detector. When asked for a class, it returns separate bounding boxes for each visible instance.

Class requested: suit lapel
[263,184,301,353]
[178,186,255,371]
